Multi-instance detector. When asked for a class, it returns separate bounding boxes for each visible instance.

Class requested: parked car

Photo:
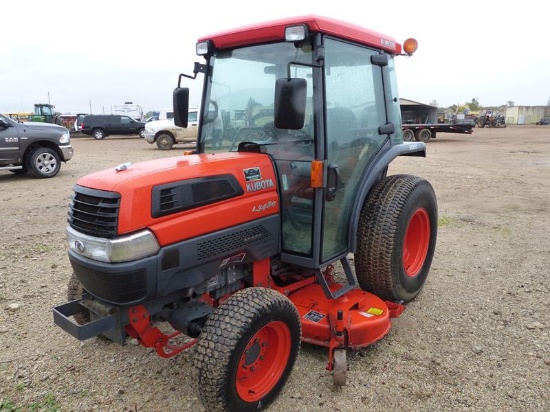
[74,113,88,132]
[535,117,549,125]
[144,108,199,149]
[0,113,73,178]
[146,115,159,122]
[158,109,174,120]
[80,115,146,140]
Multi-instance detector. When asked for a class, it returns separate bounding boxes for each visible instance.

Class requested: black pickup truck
[0,113,74,178]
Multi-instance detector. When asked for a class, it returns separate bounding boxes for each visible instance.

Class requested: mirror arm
[178,63,208,85]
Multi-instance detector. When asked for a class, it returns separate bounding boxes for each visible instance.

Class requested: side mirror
[173,87,190,128]
[0,118,12,129]
[274,78,307,129]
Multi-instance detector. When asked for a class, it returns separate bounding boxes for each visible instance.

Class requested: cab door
[119,116,135,135]
[0,116,21,164]
[277,37,391,269]
[320,38,390,262]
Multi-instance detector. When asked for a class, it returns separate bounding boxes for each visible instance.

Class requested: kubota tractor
[53,16,437,412]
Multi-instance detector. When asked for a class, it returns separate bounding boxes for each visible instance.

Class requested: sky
[1,0,548,115]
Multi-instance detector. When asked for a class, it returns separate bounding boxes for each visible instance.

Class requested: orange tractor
[53,16,437,412]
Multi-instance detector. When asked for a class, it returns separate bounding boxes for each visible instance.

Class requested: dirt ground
[1,126,549,411]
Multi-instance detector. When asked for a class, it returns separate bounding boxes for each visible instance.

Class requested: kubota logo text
[246,178,274,192]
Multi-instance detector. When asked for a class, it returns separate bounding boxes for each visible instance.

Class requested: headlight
[67,226,160,263]
[59,132,70,144]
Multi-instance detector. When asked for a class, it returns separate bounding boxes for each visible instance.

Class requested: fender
[347,141,426,252]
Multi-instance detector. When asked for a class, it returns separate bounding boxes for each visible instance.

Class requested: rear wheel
[415,128,431,142]
[92,129,105,140]
[156,133,174,150]
[194,287,301,412]
[402,129,414,141]
[27,147,61,178]
[355,174,437,302]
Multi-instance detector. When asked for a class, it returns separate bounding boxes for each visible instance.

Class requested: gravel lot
[1,126,549,411]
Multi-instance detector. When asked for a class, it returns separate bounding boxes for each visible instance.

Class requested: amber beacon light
[403,38,418,56]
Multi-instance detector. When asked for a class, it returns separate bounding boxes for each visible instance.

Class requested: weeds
[0,393,60,412]
[438,215,452,226]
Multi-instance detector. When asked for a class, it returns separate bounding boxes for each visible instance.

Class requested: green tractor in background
[30,103,58,123]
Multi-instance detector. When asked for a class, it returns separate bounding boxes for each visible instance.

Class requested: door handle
[326,163,340,202]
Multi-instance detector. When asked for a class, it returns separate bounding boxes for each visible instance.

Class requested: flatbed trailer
[402,123,474,142]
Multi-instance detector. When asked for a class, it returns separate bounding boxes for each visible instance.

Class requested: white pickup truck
[144,108,198,150]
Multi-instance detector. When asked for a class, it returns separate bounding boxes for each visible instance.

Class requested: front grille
[68,185,120,238]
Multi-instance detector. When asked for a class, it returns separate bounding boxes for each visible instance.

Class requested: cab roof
[198,15,403,55]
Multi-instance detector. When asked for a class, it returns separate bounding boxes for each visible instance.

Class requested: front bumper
[61,145,74,161]
[144,131,155,144]
[68,249,158,305]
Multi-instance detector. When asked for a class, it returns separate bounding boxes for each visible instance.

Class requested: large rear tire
[194,287,301,412]
[355,174,437,302]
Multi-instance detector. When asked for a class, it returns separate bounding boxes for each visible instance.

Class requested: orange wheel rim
[236,320,291,402]
[403,208,430,277]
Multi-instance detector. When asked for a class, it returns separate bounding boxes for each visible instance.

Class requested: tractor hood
[74,152,280,244]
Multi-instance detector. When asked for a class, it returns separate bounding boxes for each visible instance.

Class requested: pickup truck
[144,108,199,150]
[0,113,73,178]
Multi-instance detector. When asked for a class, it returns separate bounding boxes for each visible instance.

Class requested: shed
[505,106,549,125]
[400,98,438,124]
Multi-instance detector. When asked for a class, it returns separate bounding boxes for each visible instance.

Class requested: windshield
[0,113,18,125]
[199,41,314,154]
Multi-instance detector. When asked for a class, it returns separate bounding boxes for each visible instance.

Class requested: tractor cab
[32,103,56,123]
[174,16,422,278]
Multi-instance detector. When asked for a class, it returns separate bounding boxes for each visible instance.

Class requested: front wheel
[156,133,174,150]
[355,174,437,302]
[194,287,301,412]
[27,147,61,178]
[138,128,146,138]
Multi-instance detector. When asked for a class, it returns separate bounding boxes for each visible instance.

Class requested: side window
[188,111,198,122]
[121,116,132,124]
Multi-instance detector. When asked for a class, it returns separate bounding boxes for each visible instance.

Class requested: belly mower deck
[283,272,405,386]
